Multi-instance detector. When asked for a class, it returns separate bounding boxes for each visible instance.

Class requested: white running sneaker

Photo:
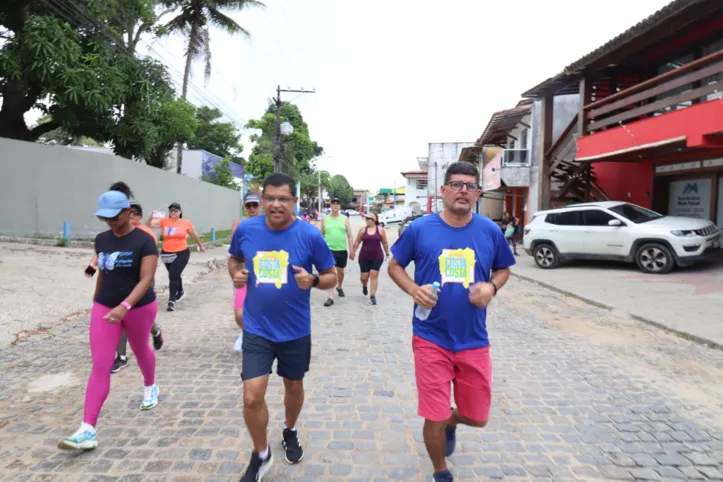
[141,384,159,410]
[234,332,243,352]
[58,424,97,450]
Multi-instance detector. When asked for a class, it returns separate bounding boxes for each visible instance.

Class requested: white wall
[426,142,474,197]
[0,138,241,238]
[404,177,427,206]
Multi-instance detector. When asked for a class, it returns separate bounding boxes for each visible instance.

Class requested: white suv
[523,201,721,274]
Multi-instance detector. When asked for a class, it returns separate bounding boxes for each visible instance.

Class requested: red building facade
[523,0,723,227]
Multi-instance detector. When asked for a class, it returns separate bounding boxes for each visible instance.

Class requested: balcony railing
[502,149,529,166]
[582,48,723,135]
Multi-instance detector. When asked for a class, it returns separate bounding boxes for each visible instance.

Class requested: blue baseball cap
[95,190,130,218]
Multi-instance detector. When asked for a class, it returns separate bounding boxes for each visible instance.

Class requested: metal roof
[476,100,533,146]
[522,0,710,98]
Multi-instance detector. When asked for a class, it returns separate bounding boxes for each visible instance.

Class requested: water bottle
[414,281,441,321]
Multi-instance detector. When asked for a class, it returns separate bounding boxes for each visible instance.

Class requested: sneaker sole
[58,439,97,450]
[140,400,158,410]
[110,363,128,374]
[282,440,304,464]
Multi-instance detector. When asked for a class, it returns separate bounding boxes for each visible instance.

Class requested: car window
[546,210,582,226]
[609,203,663,223]
[583,209,617,226]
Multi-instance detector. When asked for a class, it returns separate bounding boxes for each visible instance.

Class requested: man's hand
[412,284,438,309]
[469,282,496,308]
[349,250,356,261]
[292,265,315,290]
[104,305,127,323]
[233,268,249,288]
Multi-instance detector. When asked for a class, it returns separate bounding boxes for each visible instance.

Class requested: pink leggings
[84,301,158,426]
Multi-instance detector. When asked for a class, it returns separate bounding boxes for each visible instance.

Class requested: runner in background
[320,198,354,307]
[231,191,262,352]
[147,203,205,312]
[60,182,159,451]
[351,212,390,305]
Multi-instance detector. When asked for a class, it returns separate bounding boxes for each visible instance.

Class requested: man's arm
[320,217,325,236]
[345,217,354,252]
[490,268,510,293]
[228,255,245,279]
[387,258,417,296]
[316,266,337,290]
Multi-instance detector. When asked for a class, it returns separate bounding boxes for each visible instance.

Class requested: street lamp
[280,121,294,136]
[274,121,294,174]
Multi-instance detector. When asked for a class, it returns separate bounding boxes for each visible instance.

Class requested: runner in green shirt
[321,198,354,307]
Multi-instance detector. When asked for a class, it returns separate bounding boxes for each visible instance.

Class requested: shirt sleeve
[310,229,336,272]
[228,223,244,260]
[492,224,517,270]
[139,231,159,258]
[390,222,416,268]
[184,219,194,232]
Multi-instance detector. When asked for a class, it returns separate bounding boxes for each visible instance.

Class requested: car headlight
[671,230,696,237]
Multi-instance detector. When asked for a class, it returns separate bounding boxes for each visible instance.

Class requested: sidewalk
[0,242,230,349]
[511,252,723,348]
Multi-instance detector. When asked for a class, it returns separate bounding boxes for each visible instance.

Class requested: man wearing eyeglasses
[388,162,516,482]
[227,173,337,481]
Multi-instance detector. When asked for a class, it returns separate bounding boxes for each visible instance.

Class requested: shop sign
[668,178,711,219]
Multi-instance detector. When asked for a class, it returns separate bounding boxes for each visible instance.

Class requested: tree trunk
[175,23,198,175]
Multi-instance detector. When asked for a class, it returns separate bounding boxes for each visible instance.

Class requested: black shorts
[241,331,311,381]
[359,258,384,273]
[331,250,348,269]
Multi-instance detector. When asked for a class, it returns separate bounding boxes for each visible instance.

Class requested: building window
[520,128,528,150]
[416,179,427,190]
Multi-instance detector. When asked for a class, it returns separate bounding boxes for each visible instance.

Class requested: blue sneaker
[445,425,457,456]
[58,426,98,450]
[140,385,159,410]
[433,469,454,481]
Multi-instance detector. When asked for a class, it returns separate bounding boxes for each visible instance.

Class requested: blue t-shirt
[228,215,335,343]
[391,213,516,352]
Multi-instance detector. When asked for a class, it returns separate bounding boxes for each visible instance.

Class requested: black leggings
[162,249,190,302]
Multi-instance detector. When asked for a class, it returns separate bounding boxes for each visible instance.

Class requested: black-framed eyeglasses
[245,202,259,209]
[263,195,293,205]
[447,181,480,192]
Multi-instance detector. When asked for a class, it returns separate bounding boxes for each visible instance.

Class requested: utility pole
[317,169,322,216]
[273,85,316,174]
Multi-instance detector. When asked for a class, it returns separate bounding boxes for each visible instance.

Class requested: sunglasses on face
[447,181,480,192]
[245,202,259,209]
[169,208,180,213]
[129,211,141,217]
[98,213,120,222]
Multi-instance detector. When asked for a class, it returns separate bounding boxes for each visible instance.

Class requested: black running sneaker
[240,450,273,481]
[176,289,185,301]
[323,298,334,307]
[362,285,368,296]
[282,428,304,464]
[370,294,377,305]
[336,287,345,297]
[111,356,128,374]
[167,301,175,312]
[152,326,164,350]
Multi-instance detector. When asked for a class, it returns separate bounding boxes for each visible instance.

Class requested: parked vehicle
[398,213,426,236]
[346,209,360,216]
[378,207,413,227]
[523,201,721,274]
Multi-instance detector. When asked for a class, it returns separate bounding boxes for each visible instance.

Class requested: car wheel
[533,243,559,269]
[635,243,674,274]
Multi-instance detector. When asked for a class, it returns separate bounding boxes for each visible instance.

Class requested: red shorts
[412,335,492,423]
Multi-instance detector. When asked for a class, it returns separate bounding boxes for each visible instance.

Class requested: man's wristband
[121,301,132,310]
[489,282,498,296]
[312,273,320,288]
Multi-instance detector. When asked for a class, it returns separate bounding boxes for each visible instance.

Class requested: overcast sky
[141,0,670,192]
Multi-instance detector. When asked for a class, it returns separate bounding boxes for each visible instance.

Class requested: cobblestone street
[1,259,723,481]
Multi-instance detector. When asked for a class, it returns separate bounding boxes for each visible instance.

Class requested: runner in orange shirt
[147,203,205,312]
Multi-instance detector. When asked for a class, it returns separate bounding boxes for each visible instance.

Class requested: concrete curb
[510,271,723,351]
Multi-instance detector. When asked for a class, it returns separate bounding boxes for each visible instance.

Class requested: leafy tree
[203,155,240,190]
[34,115,100,146]
[245,102,324,181]
[0,0,196,166]
[327,174,353,205]
[187,106,243,161]
[162,0,265,172]
[300,169,330,209]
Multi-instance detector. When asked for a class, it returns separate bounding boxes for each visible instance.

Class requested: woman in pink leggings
[231,191,262,351]
[59,182,160,451]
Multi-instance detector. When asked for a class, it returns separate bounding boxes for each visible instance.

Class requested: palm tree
[163,0,265,173]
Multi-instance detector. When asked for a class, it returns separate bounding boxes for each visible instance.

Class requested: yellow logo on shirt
[253,250,290,288]
[438,248,476,288]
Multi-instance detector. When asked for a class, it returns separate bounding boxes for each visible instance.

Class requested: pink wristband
[121,301,132,310]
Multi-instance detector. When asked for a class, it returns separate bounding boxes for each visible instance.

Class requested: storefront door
[667,178,712,220]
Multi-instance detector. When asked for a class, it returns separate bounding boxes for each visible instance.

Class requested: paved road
[1,256,723,481]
